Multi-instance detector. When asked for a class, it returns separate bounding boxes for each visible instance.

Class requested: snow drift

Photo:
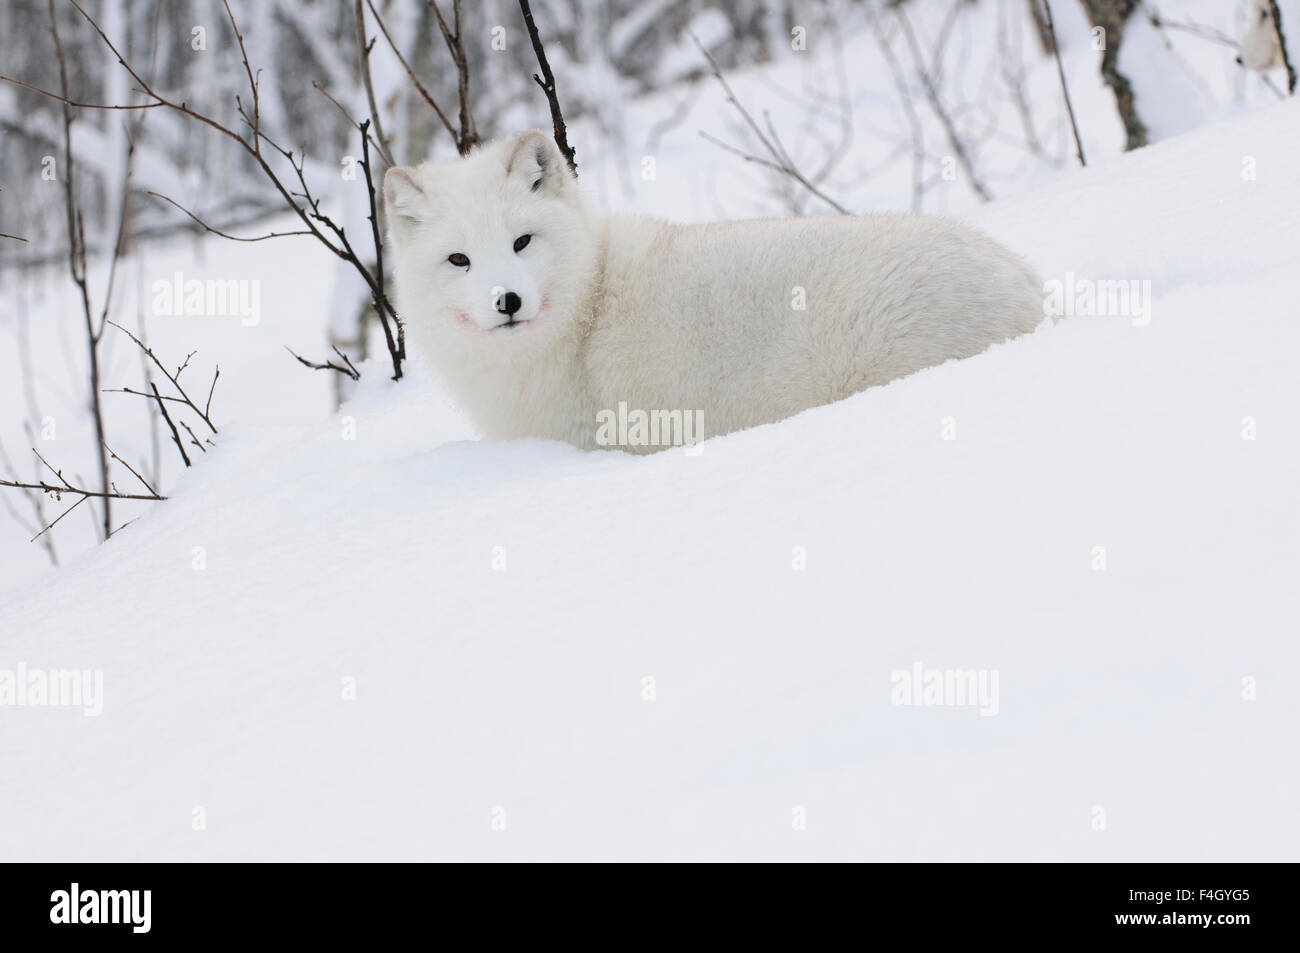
[1,96,1298,861]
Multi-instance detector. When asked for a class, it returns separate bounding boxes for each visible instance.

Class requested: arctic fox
[384,131,1043,452]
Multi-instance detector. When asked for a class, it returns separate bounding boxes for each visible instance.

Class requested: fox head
[384,131,598,366]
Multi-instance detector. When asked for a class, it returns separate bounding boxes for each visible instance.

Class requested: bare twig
[222,0,260,153]
[1,443,166,544]
[364,0,458,142]
[692,33,849,214]
[106,320,219,434]
[32,448,73,490]
[97,137,136,340]
[431,0,479,155]
[0,436,58,564]
[50,0,113,540]
[1040,1,1086,166]
[871,17,927,212]
[359,119,402,364]
[894,8,993,201]
[149,382,191,468]
[179,420,208,453]
[1146,12,1237,48]
[312,80,392,165]
[32,495,89,543]
[353,0,394,163]
[103,441,160,497]
[0,72,165,111]
[285,346,361,381]
[998,0,1047,160]
[147,191,313,242]
[204,367,220,420]
[0,476,165,503]
[518,0,577,174]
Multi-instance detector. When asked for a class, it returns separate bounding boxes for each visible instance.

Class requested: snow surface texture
[1,88,1298,859]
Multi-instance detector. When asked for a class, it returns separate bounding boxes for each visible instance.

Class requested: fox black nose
[498,291,522,316]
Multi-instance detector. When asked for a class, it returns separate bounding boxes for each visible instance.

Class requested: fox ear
[507,130,569,195]
[383,166,426,234]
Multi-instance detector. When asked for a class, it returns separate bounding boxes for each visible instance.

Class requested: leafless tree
[1077,0,1147,151]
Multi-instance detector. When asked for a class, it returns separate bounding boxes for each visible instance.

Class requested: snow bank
[1,97,1297,860]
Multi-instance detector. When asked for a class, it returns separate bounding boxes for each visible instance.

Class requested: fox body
[384,131,1043,451]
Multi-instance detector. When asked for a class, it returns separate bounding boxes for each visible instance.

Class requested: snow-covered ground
[1,89,1297,859]
[1,0,1298,860]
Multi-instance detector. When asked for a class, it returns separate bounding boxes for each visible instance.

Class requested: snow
[1,85,1298,859]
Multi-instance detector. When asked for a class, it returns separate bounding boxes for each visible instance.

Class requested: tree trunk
[1077,0,1148,151]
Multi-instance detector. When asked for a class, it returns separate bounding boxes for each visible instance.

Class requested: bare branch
[894,8,993,201]
[50,0,113,540]
[221,0,260,152]
[106,321,219,434]
[518,0,577,174]
[359,119,403,368]
[1040,1,1086,166]
[2,441,168,542]
[148,191,313,242]
[0,477,165,503]
[312,80,392,166]
[692,33,850,215]
[431,0,479,155]
[149,382,191,468]
[364,0,458,141]
[870,16,926,212]
[179,421,208,453]
[32,448,74,490]
[103,441,160,497]
[204,367,220,421]
[32,495,89,543]
[353,0,394,164]
[0,436,58,564]
[285,346,361,381]
[0,72,164,111]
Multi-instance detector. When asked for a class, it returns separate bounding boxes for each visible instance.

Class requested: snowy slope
[1,97,1297,860]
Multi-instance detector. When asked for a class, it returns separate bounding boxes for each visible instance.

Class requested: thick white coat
[385,131,1043,451]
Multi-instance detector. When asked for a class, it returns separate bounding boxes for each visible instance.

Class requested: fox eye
[513,234,532,253]
[448,253,470,268]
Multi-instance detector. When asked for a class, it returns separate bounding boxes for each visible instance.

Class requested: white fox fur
[384,131,1043,451]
